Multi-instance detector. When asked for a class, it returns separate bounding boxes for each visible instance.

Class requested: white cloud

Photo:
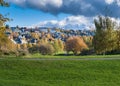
[105,0,120,6]
[32,16,94,30]
[32,15,120,30]
[27,0,62,8]
[105,0,114,4]
[6,0,63,8]
[116,0,120,6]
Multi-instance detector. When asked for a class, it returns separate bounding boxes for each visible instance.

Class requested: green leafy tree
[58,39,64,52]
[82,36,93,49]
[53,39,60,54]
[53,39,64,54]
[93,16,117,54]
[116,28,120,51]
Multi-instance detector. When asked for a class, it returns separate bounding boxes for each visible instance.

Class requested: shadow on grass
[54,53,79,56]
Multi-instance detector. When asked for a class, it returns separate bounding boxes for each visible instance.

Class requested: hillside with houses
[6,26,94,45]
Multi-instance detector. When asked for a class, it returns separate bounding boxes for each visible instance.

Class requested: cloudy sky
[1,0,120,29]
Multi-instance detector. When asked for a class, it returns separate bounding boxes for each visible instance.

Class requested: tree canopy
[0,0,9,6]
[93,16,117,54]
[0,0,9,26]
[65,36,88,55]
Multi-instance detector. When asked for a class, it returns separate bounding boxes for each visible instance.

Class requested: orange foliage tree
[65,36,88,55]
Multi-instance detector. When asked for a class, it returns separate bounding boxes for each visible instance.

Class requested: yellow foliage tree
[0,27,8,49]
[31,32,40,39]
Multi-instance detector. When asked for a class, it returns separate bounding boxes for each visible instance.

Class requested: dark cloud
[5,0,120,17]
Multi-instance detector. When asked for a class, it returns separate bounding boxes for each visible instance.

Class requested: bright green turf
[0,58,120,86]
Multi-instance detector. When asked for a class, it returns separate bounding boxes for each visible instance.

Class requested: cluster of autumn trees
[28,38,64,55]
[27,36,89,55]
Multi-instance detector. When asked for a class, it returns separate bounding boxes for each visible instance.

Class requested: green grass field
[0,56,120,86]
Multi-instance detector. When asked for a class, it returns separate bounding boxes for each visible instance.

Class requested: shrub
[105,50,120,55]
[39,43,55,55]
[0,49,18,56]
[80,49,95,55]
[28,46,39,54]
[17,49,29,56]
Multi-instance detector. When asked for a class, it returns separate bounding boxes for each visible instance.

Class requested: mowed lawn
[0,58,120,86]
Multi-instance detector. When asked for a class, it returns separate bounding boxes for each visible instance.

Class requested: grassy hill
[0,57,120,86]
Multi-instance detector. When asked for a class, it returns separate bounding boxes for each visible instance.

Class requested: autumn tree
[0,27,9,54]
[0,1,16,56]
[58,39,64,52]
[40,38,48,44]
[52,39,64,54]
[93,16,117,54]
[31,32,40,39]
[16,44,21,50]
[0,0,9,26]
[0,0,9,45]
[0,32,18,56]
[5,39,18,55]
[39,43,55,55]
[21,44,28,50]
[27,43,33,48]
[53,39,60,54]
[82,36,93,49]
[65,36,88,55]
